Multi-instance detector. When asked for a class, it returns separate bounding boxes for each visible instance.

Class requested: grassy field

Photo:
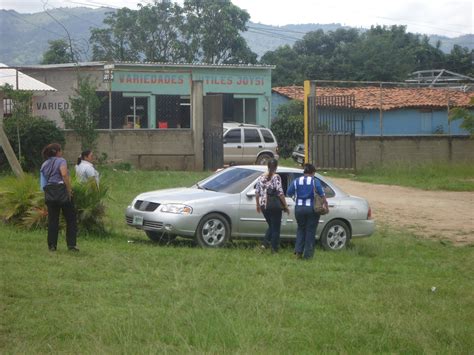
[1,167,473,353]
[320,161,474,191]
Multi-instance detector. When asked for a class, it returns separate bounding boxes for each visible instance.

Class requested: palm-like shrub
[72,178,109,235]
[0,174,47,228]
[0,174,109,235]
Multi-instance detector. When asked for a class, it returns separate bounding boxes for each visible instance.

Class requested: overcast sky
[0,0,472,37]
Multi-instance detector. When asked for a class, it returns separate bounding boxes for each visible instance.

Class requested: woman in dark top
[255,158,289,253]
[40,143,78,252]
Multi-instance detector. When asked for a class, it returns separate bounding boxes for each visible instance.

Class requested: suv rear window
[244,128,262,143]
[225,129,241,143]
[261,129,275,143]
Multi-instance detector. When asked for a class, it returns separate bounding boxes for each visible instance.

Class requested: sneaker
[68,247,80,252]
[48,246,57,252]
[294,252,303,259]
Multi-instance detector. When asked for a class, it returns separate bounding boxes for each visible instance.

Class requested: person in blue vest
[287,163,328,259]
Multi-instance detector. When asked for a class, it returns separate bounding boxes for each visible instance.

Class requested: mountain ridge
[0,7,472,65]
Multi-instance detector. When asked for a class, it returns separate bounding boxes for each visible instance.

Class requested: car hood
[135,187,228,204]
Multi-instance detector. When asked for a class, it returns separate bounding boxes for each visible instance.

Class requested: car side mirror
[246,189,256,197]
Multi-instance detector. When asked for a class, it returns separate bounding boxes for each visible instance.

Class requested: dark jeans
[46,200,77,249]
[262,207,283,252]
[295,206,320,259]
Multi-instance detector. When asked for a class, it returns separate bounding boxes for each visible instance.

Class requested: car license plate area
[132,215,143,226]
[297,157,303,163]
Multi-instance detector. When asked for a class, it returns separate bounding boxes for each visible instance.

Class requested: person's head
[267,158,278,175]
[42,143,62,159]
[77,150,93,165]
[303,163,316,175]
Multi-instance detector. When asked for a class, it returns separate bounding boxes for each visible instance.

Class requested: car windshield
[198,168,262,194]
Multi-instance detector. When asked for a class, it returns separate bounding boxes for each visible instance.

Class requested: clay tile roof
[272,85,474,111]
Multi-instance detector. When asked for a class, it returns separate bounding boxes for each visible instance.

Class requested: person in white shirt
[75,150,100,186]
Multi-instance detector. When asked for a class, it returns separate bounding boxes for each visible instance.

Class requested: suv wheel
[256,153,273,165]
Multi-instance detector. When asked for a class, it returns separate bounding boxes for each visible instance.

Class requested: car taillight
[276,146,279,154]
[367,207,372,219]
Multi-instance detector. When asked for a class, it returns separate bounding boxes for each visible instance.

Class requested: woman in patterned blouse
[255,158,289,253]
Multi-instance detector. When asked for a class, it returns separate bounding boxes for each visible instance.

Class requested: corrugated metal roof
[272,85,474,110]
[0,63,56,91]
[19,61,275,70]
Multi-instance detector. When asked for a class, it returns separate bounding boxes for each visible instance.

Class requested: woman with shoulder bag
[255,158,289,253]
[40,143,79,252]
[287,163,328,259]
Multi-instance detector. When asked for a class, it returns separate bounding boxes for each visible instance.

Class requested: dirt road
[329,177,474,245]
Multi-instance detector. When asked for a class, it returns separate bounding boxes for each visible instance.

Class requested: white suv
[223,122,279,165]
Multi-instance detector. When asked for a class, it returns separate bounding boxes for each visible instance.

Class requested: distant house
[272,85,473,136]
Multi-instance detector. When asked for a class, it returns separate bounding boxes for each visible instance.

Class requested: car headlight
[160,204,193,215]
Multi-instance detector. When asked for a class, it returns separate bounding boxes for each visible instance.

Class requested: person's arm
[40,171,46,191]
[279,194,289,214]
[255,192,261,214]
[59,163,72,198]
[287,179,295,197]
[255,178,262,213]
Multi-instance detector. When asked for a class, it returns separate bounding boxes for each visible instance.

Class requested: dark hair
[77,150,92,165]
[267,158,278,175]
[42,143,61,159]
[303,163,316,175]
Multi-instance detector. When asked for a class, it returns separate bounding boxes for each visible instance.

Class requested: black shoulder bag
[266,187,283,211]
[43,159,70,204]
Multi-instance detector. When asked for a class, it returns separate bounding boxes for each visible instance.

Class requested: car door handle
[258,145,263,148]
[237,145,242,149]
[328,204,336,207]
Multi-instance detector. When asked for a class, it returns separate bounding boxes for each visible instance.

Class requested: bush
[72,177,109,236]
[0,174,47,228]
[271,100,304,158]
[0,173,109,235]
[0,116,65,172]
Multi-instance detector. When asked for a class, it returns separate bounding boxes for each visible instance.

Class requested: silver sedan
[125,166,375,250]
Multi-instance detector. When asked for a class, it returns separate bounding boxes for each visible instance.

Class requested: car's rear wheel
[196,213,230,247]
[146,231,176,244]
[256,153,273,165]
[320,219,351,250]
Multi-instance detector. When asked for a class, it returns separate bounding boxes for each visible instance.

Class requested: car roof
[223,122,267,129]
[226,165,302,174]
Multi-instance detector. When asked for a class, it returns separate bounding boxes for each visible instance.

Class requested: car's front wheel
[196,213,230,247]
[146,231,176,244]
[256,153,273,165]
[320,219,351,250]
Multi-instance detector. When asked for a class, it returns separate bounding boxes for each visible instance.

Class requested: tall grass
[1,225,473,353]
[1,167,474,352]
[326,161,474,191]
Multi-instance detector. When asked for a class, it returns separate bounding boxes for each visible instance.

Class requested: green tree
[271,100,304,158]
[60,77,101,151]
[41,39,74,64]
[449,98,474,136]
[0,84,65,172]
[133,1,185,62]
[182,0,256,64]
[261,45,304,86]
[90,8,139,61]
[445,45,474,77]
[90,0,257,64]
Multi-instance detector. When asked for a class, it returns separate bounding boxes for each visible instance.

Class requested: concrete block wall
[355,136,474,169]
[64,129,197,170]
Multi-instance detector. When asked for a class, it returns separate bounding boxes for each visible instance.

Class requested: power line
[375,16,469,35]
[5,11,67,38]
[55,7,104,28]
